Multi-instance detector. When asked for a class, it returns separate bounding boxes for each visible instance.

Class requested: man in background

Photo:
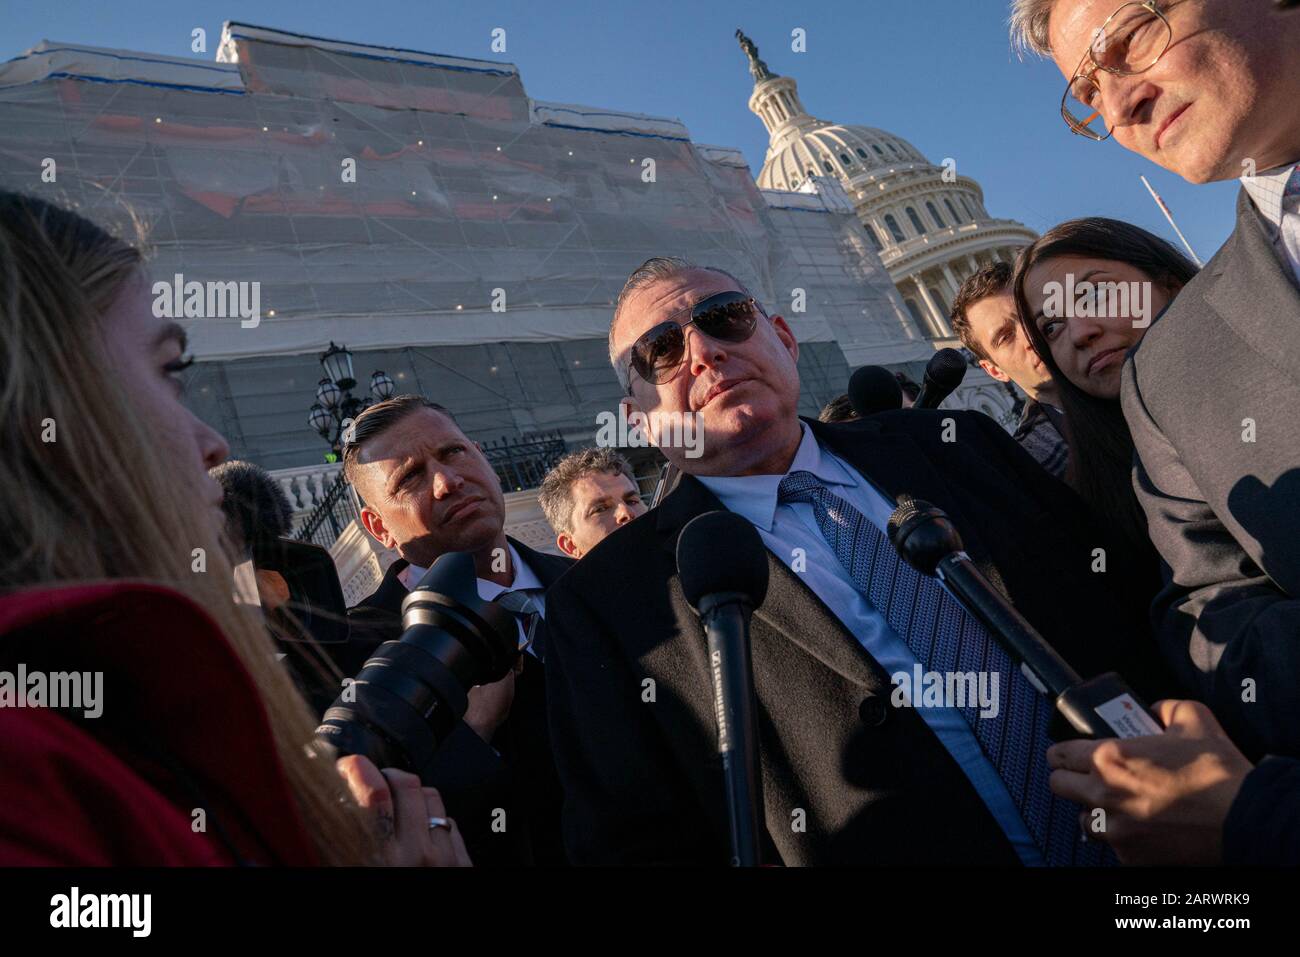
[344,395,572,865]
[951,263,1068,480]
[815,373,919,424]
[538,447,648,559]
[817,393,858,424]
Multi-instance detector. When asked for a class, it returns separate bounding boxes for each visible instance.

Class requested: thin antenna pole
[1140,175,1203,267]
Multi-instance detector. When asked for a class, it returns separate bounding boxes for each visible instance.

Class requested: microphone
[848,365,904,418]
[677,511,769,866]
[887,496,1163,740]
[913,348,968,409]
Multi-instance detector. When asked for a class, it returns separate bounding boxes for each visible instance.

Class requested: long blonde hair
[0,191,375,865]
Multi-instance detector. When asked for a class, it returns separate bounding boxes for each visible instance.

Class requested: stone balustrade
[268,462,344,516]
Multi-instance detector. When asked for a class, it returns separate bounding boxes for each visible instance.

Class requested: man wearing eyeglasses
[1012,0,1300,759]
[540,256,1175,866]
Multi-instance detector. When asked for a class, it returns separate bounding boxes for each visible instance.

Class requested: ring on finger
[427,816,452,832]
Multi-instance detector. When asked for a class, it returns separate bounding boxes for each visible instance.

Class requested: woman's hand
[336,755,472,866]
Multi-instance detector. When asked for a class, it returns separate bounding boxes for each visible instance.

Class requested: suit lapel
[1203,188,1300,390]
[656,458,888,691]
[653,469,727,561]
[752,550,893,692]
[363,558,410,615]
[507,537,574,590]
[806,416,999,577]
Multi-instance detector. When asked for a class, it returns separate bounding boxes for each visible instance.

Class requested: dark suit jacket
[543,412,1176,866]
[1121,186,1300,759]
[1224,756,1300,866]
[346,537,574,866]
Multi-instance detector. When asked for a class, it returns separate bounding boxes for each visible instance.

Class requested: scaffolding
[0,22,923,470]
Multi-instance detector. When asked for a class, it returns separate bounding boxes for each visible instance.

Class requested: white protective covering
[0,22,923,366]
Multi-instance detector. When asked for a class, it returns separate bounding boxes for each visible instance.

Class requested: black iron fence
[482,430,568,492]
[294,470,361,549]
[294,431,570,548]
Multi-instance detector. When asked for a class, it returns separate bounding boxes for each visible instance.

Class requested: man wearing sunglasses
[1012,0,1300,760]
[540,257,1174,866]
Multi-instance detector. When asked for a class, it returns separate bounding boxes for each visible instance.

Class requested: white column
[910,275,946,338]
[279,477,300,511]
[294,474,314,509]
[939,263,963,337]
[967,254,981,273]
[942,262,962,298]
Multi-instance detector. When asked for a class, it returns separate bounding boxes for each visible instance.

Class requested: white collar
[398,542,542,599]
[696,422,858,532]
[1241,161,1300,230]
[475,542,544,601]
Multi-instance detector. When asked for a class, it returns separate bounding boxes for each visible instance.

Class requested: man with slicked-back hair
[343,394,574,866]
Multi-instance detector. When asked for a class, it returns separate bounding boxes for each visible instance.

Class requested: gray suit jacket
[1121,187,1300,758]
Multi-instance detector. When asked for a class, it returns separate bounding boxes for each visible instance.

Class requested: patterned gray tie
[777,469,1107,866]
[496,587,546,661]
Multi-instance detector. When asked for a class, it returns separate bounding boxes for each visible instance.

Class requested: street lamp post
[307,342,396,460]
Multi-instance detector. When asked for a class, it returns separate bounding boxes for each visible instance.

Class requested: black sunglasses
[626,290,763,389]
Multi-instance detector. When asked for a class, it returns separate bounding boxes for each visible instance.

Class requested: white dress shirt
[1242,161,1300,282]
[697,422,1043,865]
[399,542,547,657]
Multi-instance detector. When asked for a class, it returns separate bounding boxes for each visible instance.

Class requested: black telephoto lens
[314,551,520,782]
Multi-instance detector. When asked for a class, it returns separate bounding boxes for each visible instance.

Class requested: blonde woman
[0,191,468,866]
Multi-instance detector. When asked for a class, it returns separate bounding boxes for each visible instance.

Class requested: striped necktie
[777,469,1108,866]
[497,587,546,661]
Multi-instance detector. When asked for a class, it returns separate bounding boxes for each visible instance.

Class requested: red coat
[0,583,322,865]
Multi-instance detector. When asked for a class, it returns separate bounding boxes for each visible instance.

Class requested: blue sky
[2,0,1241,262]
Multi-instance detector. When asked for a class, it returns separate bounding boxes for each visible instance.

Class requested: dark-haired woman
[1012,217,1198,587]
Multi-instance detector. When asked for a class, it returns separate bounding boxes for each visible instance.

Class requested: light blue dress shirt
[697,422,1044,865]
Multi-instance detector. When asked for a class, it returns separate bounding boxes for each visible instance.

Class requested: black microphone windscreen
[885,493,923,544]
[677,511,770,610]
[848,365,903,417]
[886,495,964,576]
[925,348,968,389]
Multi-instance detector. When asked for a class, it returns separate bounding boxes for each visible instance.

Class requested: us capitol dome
[737,30,1037,340]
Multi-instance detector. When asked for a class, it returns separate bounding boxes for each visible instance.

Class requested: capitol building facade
[1,22,1030,593]
[739,31,1037,343]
